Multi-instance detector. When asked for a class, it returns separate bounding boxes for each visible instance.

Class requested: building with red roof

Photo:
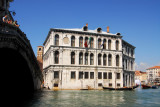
[146,66,160,83]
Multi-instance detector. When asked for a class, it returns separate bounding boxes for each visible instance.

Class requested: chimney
[86,23,88,27]
[107,26,109,33]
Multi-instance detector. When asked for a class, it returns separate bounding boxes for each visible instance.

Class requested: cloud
[135,62,150,71]
[135,62,160,71]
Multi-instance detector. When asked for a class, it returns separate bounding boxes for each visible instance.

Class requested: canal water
[24,87,160,107]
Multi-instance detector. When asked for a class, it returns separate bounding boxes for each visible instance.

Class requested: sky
[9,0,160,71]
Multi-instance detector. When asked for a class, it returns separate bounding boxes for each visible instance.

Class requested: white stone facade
[43,26,135,89]
[146,66,160,83]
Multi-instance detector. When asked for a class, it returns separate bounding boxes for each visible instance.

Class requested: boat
[133,85,139,89]
[103,87,134,90]
[141,85,151,89]
[151,85,159,89]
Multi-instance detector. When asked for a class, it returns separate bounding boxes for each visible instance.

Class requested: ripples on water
[24,87,160,107]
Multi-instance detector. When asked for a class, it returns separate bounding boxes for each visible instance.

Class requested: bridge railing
[0,21,30,46]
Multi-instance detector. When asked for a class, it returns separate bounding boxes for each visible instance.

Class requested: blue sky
[9,0,160,71]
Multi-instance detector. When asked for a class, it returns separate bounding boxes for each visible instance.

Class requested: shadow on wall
[0,48,34,106]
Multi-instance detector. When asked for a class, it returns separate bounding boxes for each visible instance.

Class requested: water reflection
[25,88,160,107]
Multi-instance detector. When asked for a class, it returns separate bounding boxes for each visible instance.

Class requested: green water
[25,87,160,107]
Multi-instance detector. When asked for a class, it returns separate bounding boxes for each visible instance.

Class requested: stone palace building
[42,24,135,90]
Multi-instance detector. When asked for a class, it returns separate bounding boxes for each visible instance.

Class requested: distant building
[37,46,43,72]
[135,71,147,85]
[146,66,160,83]
[43,24,136,90]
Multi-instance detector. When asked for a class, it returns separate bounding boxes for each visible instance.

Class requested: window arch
[84,37,88,48]
[85,53,88,65]
[90,53,94,65]
[131,61,133,70]
[103,39,106,49]
[116,40,119,50]
[54,51,59,64]
[116,55,119,66]
[71,52,75,64]
[103,54,107,66]
[71,36,75,47]
[98,53,102,65]
[55,34,59,46]
[79,37,83,47]
[90,37,94,48]
[108,54,112,66]
[79,52,83,65]
[98,38,101,49]
[108,39,111,50]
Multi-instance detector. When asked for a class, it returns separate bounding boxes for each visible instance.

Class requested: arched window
[90,53,94,65]
[98,53,101,65]
[131,49,134,57]
[90,37,94,48]
[71,36,75,47]
[103,39,106,49]
[116,40,119,50]
[79,52,83,65]
[103,54,107,66]
[71,52,75,64]
[126,60,127,70]
[131,61,133,70]
[85,53,88,65]
[54,51,59,64]
[98,39,101,49]
[55,34,59,46]
[116,55,119,66]
[79,37,83,48]
[108,54,112,66]
[108,39,111,50]
[84,37,88,48]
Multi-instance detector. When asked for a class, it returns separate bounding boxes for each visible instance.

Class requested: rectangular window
[117,73,120,79]
[98,83,102,87]
[109,83,112,87]
[54,83,58,87]
[117,83,120,87]
[71,71,76,79]
[85,72,88,79]
[108,72,112,79]
[90,72,94,79]
[98,72,102,79]
[54,71,59,79]
[79,71,83,79]
[103,72,107,79]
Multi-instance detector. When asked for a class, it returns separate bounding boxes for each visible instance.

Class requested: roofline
[146,66,160,70]
[122,40,136,49]
[43,28,123,45]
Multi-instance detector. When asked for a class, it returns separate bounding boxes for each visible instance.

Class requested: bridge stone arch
[0,21,43,104]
